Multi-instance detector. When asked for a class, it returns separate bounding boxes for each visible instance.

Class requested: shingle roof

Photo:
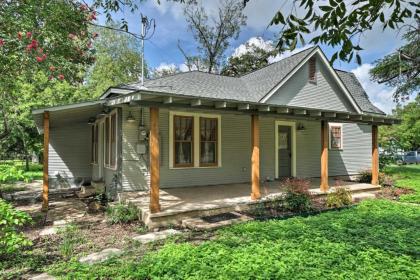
[335,70,385,115]
[122,46,384,115]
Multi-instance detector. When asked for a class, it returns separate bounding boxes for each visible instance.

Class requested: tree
[221,37,278,77]
[152,63,181,78]
[180,0,247,73]
[85,24,147,98]
[0,0,96,167]
[370,28,419,102]
[243,0,419,66]
[379,95,420,152]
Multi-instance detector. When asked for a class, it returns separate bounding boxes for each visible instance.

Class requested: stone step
[132,229,181,244]
[352,192,377,203]
[182,212,252,231]
[79,248,123,265]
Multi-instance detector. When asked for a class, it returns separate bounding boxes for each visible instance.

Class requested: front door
[278,125,292,178]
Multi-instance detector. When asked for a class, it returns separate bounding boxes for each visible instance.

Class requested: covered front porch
[121,179,380,228]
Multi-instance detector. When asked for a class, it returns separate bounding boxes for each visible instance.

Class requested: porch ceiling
[105,89,399,125]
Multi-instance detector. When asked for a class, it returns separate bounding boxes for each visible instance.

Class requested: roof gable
[265,56,357,112]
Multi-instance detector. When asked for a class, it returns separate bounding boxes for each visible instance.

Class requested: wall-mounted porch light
[127,111,136,123]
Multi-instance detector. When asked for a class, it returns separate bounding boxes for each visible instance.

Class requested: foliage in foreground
[383,165,420,203]
[358,169,393,186]
[0,199,32,255]
[49,200,420,279]
[282,178,312,211]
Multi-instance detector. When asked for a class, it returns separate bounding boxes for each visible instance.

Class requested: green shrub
[106,202,140,224]
[58,224,83,259]
[282,178,312,211]
[357,169,394,186]
[326,187,352,208]
[0,199,32,255]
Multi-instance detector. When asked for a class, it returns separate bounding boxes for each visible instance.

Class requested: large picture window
[200,117,218,166]
[329,123,343,150]
[174,115,194,167]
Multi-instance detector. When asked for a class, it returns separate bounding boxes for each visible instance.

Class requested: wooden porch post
[42,111,49,211]
[150,107,161,213]
[251,114,261,200]
[371,125,379,185]
[320,120,329,192]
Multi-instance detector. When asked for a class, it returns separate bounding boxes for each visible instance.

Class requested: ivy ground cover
[50,199,420,279]
[384,164,420,203]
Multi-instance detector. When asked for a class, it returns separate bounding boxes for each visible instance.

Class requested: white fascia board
[99,87,136,100]
[260,47,362,114]
[31,100,104,115]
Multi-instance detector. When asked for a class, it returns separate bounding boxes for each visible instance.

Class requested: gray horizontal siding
[329,123,372,175]
[48,122,91,179]
[119,106,373,190]
[266,57,355,113]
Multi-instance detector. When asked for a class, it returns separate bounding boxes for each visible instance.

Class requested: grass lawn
[46,199,420,280]
[383,164,420,203]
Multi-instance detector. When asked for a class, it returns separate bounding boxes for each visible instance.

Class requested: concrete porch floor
[120,179,379,228]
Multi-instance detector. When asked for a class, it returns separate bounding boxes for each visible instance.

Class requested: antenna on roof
[139,14,156,89]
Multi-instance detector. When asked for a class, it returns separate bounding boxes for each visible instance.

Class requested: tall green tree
[379,95,420,151]
[221,38,277,77]
[85,24,147,98]
[370,28,419,102]
[179,0,247,73]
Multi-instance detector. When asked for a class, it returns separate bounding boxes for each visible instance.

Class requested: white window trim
[104,109,118,170]
[329,122,343,150]
[275,120,297,178]
[169,111,222,169]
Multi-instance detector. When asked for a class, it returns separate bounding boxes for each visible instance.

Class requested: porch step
[352,192,377,203]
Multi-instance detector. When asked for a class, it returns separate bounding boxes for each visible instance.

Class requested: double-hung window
[329,123,343,150]
[170,112,221,168]
[173,115,194,167]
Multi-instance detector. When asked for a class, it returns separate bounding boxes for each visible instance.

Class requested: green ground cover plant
[106,202,140,224]
[326,187,352,208]
[0,160,42,184]
[383,165,420,203]
[48,199,420,279]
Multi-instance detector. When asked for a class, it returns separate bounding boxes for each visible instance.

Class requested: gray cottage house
[33,46,397,224]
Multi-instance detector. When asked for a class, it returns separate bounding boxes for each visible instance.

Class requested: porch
[120,179,380,228]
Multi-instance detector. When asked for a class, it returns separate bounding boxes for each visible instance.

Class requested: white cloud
[268,44,314,63]
[351,64,396,114]
[155,62,177,72]
[232,37,274,57]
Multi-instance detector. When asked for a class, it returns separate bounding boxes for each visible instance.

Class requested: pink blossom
[17,32,23,40]
[26,32,32,39]
[36,56,43,62]
[58,74,65,80]
[80,4,88,11]
[0,39,4,47]
[48,75,54,81]
[49,65,56,71]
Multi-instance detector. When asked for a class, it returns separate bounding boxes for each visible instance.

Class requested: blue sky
[96,0,409,113]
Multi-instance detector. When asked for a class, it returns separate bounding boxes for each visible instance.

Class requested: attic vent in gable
[308,57,316,83]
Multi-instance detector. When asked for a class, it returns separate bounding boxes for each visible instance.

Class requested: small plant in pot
[281,178,312,212]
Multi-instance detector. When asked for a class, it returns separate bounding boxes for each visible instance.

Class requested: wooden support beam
[191,99,202,106]
[258,105,270,112]
[42,111,50,211]
[324,112,336,118]
[294,109,307,115]
[320,120,329,192]
[215,101,227,108]
[163,96,173,104]
[149,107,161,213]
[371,125,379,185]
[309,110,322,117]
[238,103,250,110]
[251,115,261,200]
[277,107,290,114]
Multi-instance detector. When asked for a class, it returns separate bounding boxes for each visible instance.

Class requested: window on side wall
[91,124,98,163]
[173,115,194,167]
[329,123,343,150]
[104,110,118,169]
